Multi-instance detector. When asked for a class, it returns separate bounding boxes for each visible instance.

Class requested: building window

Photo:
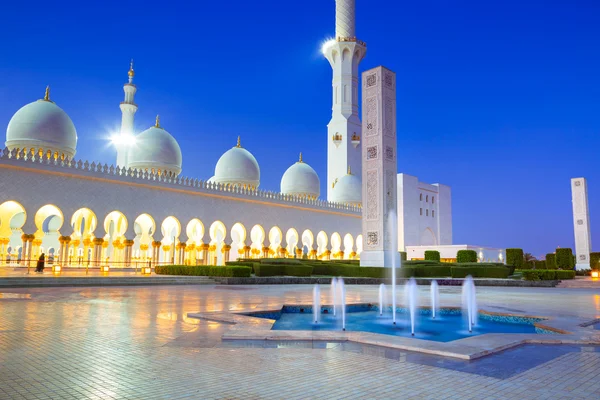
[420,208,422,216]
[432,196,435,204]
[426,195,429,203]
[432,210,435,218]
[420,193,423,201]
[426,209,429,216]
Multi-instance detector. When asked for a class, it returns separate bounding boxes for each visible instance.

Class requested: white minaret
[323,0,366,201]
[571,178,592,270]
[116,60,138,168]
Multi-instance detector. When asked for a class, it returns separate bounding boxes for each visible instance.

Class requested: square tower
[571,177,592,270]
[360,66,399,267]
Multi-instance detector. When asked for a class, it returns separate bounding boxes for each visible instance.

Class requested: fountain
[330,278,337,316]
[405,277,418,336]
[462,276,478,332]
[388,210,398,325]
[313,284,321,323]
[431,280,439,319]
[378,283,386,316]
[338,278,346,331]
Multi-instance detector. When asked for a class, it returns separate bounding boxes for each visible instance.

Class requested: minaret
[323,0,366,201]
[117,60,138,167]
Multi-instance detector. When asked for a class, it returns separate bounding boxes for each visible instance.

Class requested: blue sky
[0,0,598,257]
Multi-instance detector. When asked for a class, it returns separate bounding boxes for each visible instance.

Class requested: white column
[360,66,399,268]
[571,178,592,270]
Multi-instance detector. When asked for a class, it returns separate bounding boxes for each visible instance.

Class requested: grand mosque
[0,1,504,268]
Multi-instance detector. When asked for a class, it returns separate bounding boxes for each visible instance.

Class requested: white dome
[127,123,182,176]
[6,94,77,158]
[213,138,260,188]
[280,155,320,199]
[331,171,362,205]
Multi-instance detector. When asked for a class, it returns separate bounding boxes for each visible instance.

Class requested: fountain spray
[431,280,439,319]
[405,277,418,336]
[378,283,386,316]
[313,284,321,323]
[330,278,337,316]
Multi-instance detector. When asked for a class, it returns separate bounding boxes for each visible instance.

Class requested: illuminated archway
[356,234,363,257]
[250,225,265,258]
[185,218,204,265]
[133,213,156,263]
[0,201,26,262]
[230,222,246,261]
[160,216,181,264]
[330,232,342,259]
[285,228,299,257]
[268,226,282,257]
[301,229,314,258]
[34,204,64,261]
[209,221,227,266]
[343,234,354,259]
[316,231,328,258]
[71,208,97,240]
[103,211,128,265]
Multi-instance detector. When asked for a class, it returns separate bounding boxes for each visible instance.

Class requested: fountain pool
[246,305,546,343]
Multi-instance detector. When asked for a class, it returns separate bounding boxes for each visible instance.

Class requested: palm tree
[524,253,537,268]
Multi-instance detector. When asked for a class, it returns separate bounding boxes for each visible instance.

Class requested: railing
[0,147,362,213]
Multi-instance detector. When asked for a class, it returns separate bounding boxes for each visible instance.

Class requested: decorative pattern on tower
[336,0,356,39]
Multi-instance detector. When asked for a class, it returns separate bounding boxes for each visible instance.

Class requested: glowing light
[109,133,136,146]
[321,38,336,55]
[592,271,599,279]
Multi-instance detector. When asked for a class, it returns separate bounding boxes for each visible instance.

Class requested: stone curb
[0,277,216,288]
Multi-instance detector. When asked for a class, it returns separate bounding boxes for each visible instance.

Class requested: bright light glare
[110,133,136,146]
[321,38,336,55]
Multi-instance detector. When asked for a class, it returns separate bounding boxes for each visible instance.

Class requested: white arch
[250,225,265,258]
[316,231,328,257]
[343,233,354,259]
[285,228,299,256]
[209,221,227,266]
[230,222,247,261]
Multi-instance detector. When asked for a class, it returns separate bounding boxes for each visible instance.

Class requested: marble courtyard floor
[1,284,600,399]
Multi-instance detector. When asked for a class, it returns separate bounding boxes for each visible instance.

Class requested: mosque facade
[0,0,483,268]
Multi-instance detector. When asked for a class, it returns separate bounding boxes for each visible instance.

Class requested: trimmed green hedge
[261,258,302,265]
[457,250,477,263]
[556,248,575,270]
[399,252,407,261]
[424,250,441,262]
[545,253,557,269]
[506,248,524,268]
[155,265,252,277]
[225,261,258,273]
[451,265,510,279]
[521,269,575,281]
[283,265,313,277]
[254,264,314,277]
[590,252,600,270]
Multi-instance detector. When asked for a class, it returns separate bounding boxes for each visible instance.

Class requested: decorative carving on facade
[366,146,378,160]
[366,170,378,221]
[366,74,377,87]
[365,97,378,137]
[366,231,379,246]
[384,99,394,138]
[385,146,394,161]
[384,72,393,88]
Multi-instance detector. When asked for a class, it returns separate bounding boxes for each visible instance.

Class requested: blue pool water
[249,307,541,342]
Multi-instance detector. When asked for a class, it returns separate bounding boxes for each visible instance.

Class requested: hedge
[590,252,600,270]
[556,248,575,270]
[399,252,407,261]
[521,269,575,281]
[457,250,477,263]
[254,264,314,277]
[527,260,546,269]
[451,265,510,279]
[424,250,441,262]
[155,265,251,277]
[506,248,524,268]
[545,253,557,269]
[261,258,302,265]
[225,261,258,273]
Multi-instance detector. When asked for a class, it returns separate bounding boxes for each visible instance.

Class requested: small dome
[213,137,260,188]
[281,153,320,199]
[127,118,182,176]
[331,169,361,205]
[6,88,77,158]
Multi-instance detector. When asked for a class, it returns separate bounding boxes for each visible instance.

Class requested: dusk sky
[0,0,598,257]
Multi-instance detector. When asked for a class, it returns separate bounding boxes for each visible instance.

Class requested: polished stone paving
[1,284,600,399]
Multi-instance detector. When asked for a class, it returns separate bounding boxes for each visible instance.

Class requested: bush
[556,248,575,270]
[424,250,441,262]
[155,265,251,277]
[506,248,524,268]
[556,270,576,280]
[254,264,283,276]
[451,264,510,279]
[225,261,258,273]
[530,260,546,269]
[399,252,407,261]
[545,253,557,269]
[261,258,302,265]
[283,265,313,277]
[457,250,478,263]
[590,252,600,270]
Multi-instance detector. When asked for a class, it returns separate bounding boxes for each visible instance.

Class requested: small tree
[545,253,557,269]
[591,252,600,271]
[457,250,477,263]
[506,248,524,268]
[424,250,441,262]
[556,248,575,270]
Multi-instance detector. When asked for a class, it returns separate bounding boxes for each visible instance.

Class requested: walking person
[36,253,45,273]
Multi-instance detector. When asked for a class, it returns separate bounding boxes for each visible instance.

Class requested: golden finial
[43,86,50,101]
[128,59,135,78]
[348,165,352,175]
[236,136,241,148]
[299,152,303,163]
[155,115,161,128]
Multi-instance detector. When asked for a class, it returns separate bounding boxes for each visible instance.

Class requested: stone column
[360,66,399,267]
[32,239,42,261]
[295,247,303,259]
[20,234,29,266]
[25,235,35,268]
[310,249,318,260]
[58,236,70,266]
[83,239,92,266]
[176,243,186,265]
[324,249,331,261]
[200,244,210,265]
[222,244,232,263]
[262,246,270,259]
[243,245,251,259]
[70,239,80,266]
[124,239,134,267]
[92,238,104,267]
[152,241,162,266]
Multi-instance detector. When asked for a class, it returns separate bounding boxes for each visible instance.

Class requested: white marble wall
[571,177,592,270]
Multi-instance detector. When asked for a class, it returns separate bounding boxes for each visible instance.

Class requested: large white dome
[6,89,77,158]
[127,119,182,176]
[212,137,260,188]
[280,154,320,199]
[331,169,362,205]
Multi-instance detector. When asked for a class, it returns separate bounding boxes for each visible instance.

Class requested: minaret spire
[43,86,50,101]
[323,0,366,201]
[236,136,241,148]
[117,60,139,168]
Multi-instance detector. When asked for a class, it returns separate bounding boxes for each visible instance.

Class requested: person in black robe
[36,253,45,273]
